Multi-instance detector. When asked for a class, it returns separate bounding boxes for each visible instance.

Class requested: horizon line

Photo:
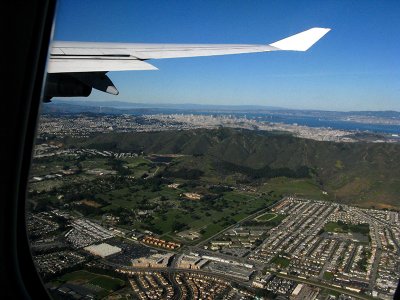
[52,99,400,113]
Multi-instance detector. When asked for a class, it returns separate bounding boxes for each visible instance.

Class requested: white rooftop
[84,243,121,258]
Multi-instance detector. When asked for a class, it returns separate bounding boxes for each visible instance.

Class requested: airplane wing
[44,27,330,100]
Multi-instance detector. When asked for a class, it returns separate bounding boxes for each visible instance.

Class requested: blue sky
[53,0,400,111]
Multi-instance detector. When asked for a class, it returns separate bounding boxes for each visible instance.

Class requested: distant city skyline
[53,0,400,111]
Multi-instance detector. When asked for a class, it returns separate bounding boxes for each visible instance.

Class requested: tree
[75,162,83,174]
[171,221,187,232]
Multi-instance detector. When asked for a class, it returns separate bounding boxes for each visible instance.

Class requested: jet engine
[43,72,118,102]
[43,73,91,102]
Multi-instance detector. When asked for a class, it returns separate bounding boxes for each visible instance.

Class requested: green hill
[66,128,400,209]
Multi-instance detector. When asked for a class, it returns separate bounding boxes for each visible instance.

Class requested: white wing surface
[44,27,330,100]
[48,27,330,73]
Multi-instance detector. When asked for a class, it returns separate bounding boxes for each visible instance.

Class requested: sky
[52,0,400,111]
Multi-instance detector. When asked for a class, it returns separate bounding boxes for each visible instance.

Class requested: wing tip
[270,27,331,51]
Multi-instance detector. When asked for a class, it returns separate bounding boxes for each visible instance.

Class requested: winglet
[270,27,331,51]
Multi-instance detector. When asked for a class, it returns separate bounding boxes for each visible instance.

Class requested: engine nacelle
[43,73,92,101]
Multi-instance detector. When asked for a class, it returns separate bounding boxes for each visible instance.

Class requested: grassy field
[254,213,287,227]
[59,270,125,293]
[256,213,277,221]
[123,157,150,168]
[29,173,98,193]
[324,221,370,236]
[89,276,125,291]
[323,271,335,281]
[60,270,97,282]
[80,157,110,170]
[259,177,330,201]
[271,256,290,268]
[324,222,346,233]
[101,189,181,213]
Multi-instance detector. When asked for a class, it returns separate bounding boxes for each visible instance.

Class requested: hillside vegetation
[65,128,400,209]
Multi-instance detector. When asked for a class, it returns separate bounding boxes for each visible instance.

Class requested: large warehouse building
[84,243,121,258]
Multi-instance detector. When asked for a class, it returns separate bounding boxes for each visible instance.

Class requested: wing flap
[51,42,277,60]
[132,45,275,59]
[47,57,158,73]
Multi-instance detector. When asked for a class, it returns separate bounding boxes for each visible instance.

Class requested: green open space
[94,168,275,241]
[153,191,273,240]
[30,156,80,176]
[260,177,329,200]
[257,213,277,221]
[29,145,282,245]
[60,270,97,282]
[89,276,125,291]
[123,156,151,168]
[29,149,278,244]
[253,213,287,227]
[271,256,290,268]
[59,270,125,292]
[323,271,334,281]
[128,160,158,178]
[80,157,110,170]
[324,221,369,236]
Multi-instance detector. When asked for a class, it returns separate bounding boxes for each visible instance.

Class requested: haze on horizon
[53,0,400,111]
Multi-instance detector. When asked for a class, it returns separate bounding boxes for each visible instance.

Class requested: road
[368,222,383,291]
[318,240,339,279]
[146,165,160,179]
[362,210,400,255]
[168,271,182,300]
[355,210,383,291]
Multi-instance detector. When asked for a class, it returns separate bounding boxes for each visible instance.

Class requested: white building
[84,243,121,258]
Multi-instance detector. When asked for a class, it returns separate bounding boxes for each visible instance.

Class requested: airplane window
[27,1,400,299]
